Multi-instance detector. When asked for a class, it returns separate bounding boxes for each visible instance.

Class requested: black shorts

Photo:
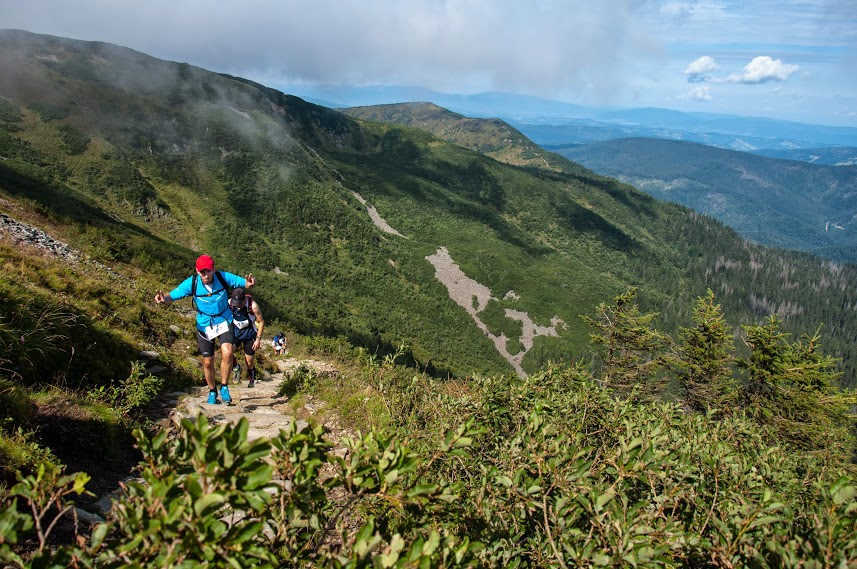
[233,336,256,357]
[197,325,235,357]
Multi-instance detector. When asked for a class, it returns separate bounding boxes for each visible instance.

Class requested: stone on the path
[71,507,105,525]
[93,487,126,515]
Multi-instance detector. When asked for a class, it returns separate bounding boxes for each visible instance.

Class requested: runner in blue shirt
[154,254,256,405]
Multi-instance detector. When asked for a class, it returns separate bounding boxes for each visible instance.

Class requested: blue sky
[3,0,856,126]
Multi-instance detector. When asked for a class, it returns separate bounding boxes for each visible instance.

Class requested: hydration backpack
[190,271,231,316]
[231,294,257,340]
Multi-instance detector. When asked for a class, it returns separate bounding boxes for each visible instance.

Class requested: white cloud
[684,56,720,83]
[682,86,713,101]
[725,56,799,84]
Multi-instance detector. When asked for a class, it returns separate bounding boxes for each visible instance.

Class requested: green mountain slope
[556,137,857,263]
[2,30,857,385]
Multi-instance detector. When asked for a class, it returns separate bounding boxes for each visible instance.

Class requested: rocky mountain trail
[79,355,355,525]
[171,368,305,440]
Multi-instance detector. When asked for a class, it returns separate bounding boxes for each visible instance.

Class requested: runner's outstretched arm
[154,290,174,305]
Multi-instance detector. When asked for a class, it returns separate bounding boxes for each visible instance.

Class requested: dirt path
[82,357,349,518]
[170,357,347,441]
[171,369,305,438]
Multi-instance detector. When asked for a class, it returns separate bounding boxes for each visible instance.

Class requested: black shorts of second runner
[234,336,257,356]
[197,325,235,357]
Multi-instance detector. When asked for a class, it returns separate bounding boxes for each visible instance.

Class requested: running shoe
[220,384,232,403]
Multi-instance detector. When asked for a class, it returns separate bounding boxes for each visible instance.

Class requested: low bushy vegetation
[2,363,856,567]
[2,279,856,566]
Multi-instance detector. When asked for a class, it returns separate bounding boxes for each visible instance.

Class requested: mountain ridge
[341,102,575,172]
[279,83,857,149]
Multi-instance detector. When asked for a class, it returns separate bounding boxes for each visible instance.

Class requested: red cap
[195,254,215,272]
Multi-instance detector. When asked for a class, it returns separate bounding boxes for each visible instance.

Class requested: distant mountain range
[555,138,857,263]
[280,84,857,152]
[748,147,857,166]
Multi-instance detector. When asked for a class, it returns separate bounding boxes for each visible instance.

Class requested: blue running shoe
[207,391,220,405]
[220,384,232,404]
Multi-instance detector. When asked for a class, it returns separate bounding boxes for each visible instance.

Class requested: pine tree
[674,290,736,415]
[582,288,672,401]
[738,316,855,462]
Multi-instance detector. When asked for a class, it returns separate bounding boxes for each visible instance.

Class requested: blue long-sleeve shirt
[168,271,246,331]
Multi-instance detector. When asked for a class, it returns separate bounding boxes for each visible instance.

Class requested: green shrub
[86,361,162,416]
[365,359,857,567]
[1,415,477,567]
[3,368,857,567]
[0,461,90,566]
[0,428,59,494]
[56,124,90,155]
[277,363,317,398]
[27,102,69,121]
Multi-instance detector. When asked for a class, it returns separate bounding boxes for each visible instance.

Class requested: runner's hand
[245,273,255,288]
[154,290,165,304]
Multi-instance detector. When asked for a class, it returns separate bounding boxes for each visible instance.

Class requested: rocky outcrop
[0,212,120,278]
[0,212,81,262]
